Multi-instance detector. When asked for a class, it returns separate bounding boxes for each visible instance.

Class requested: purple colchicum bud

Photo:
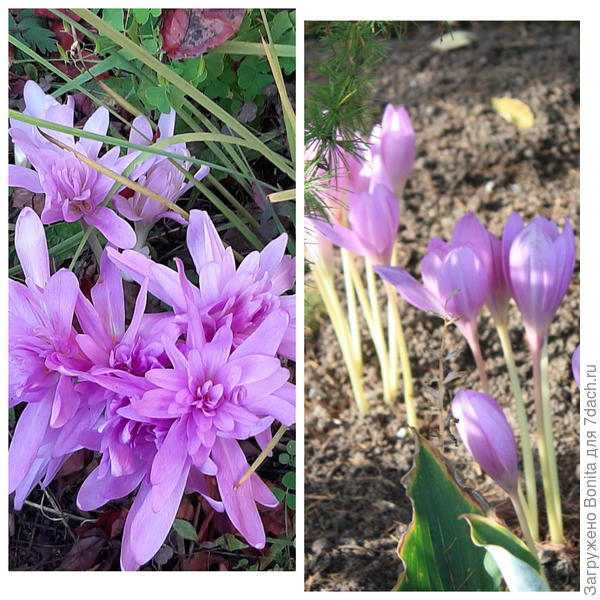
[502,213,576,354]
[451,212,511,326]
[452,389,519,496]
[572,345,580,389]
[310,183,400,266]
[379,104,416,197]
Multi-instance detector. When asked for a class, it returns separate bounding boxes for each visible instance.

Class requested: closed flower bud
[452,389,519,496]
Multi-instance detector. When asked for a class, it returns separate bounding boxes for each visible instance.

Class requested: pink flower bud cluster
[307,104,416,266]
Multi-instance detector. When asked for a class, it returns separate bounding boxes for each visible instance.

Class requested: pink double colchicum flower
[502,213,576,355]
[9,81,139,249]
[9,204,296,570]
[72,254,294,570]
[9,208,104,508]
[107,209,296,361]
[113,108,210,250]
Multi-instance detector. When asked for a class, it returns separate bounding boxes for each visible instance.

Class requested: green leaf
[271,11,293,43]
[462,514,550,591]
[282,472,295,491]
[286,440,296,456]
[278,453,290,465]
[102,8,124,32]
[285,493,296,511]
[172,518,198,541]
[395,432,501,591]
[216,533,249,551]
[145,86,171,114]
[272,487,285,502]
[131,8,150,25]
[20,24,57,54]
[24,63,38,80]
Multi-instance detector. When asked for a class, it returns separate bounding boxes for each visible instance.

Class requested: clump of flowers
[9,85,296,570]
[306,103,416,419]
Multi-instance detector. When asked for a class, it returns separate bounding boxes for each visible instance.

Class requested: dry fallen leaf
[431,30,478,52]
[492,97,535,129]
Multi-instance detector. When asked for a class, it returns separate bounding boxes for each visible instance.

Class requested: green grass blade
[72,8,294,180]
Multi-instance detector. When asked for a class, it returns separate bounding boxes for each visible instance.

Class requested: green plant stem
[82,223,104,265]
[541,341,563,542]
[341,249,362,362]
[385,281,417,429]
[68,227,94,272]
[365,258,392,403]
[532,345,564,543]
[496,323,538,541]
[509,491,538,559]
[312,266,368,413]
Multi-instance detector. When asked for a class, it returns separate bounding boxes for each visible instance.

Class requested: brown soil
[304,21,580,591]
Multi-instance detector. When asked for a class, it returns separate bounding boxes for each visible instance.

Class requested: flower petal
[85,206,136,250]
[15,207,50,288]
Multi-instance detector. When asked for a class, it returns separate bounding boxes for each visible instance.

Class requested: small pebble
[396,427,408,439]
[485,180,495,193]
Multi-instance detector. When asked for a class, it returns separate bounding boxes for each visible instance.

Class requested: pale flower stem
[312,266,368,413]
[386,287,398,403]
[541,341,564,541]
[346,255,376,334]
[469,332,490,395]
[341,248,362,363]
[385,280,417,429]
[510,490,539,560]
[365,258,392,403]
[532,346,564,543]
[496,323,539,541]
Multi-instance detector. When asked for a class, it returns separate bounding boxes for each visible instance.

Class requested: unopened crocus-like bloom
[572,345,580,389]
[502,213,576,354]
[113,109,210,249]
[379,104,416,197]
[9,207,103,507]
[311,183,400,266]
[375,236,490,352]
[9,80,138,249]
[451,211,511,326]
[107,209,296,360]
[452,389,519,496]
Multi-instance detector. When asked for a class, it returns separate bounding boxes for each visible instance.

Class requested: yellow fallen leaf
[492,97,535,129]
[430,30,478,52]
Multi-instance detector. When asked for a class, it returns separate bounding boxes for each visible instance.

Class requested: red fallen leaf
[95,507,128,539]
[34,9,81,22]
[175,494,195,522]
[160,9,246,60]
[57,534,106,570]
[56,448,86,478]
[260,499,294,538]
